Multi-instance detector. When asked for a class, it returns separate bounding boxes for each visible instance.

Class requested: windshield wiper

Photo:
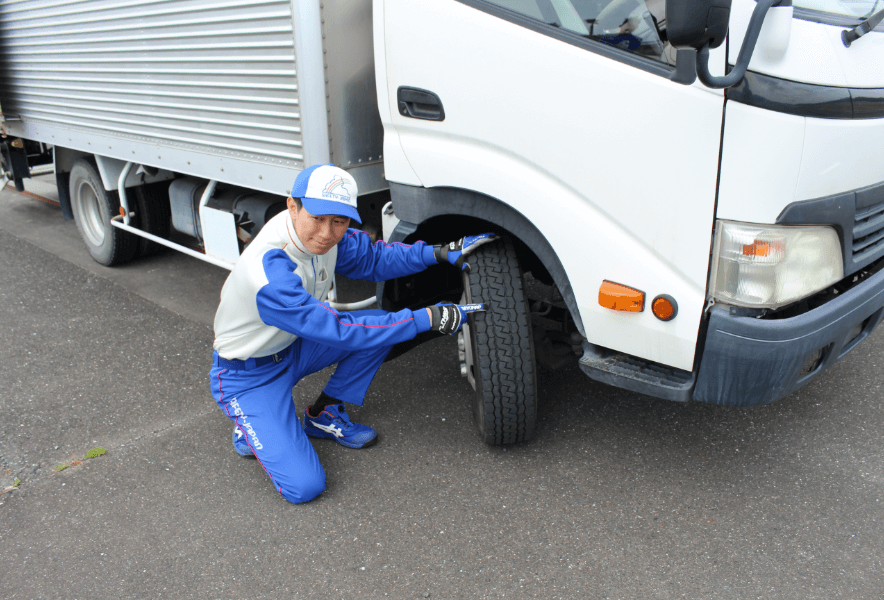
[842,7,884,47]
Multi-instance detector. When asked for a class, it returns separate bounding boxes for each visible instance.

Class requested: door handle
[397,87,445,121]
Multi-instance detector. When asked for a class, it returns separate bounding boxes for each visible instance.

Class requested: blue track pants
[209,331,393,504]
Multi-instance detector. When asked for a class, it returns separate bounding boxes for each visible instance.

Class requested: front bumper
[693,267,884,407]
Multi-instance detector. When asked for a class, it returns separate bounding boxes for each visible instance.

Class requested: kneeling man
[210,164,491,503]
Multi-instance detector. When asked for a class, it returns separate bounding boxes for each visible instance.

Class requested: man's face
[287,197,350,255]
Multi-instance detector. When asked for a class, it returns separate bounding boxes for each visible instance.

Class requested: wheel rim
[74,180,106,247]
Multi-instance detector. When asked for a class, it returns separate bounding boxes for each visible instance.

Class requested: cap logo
[322,176,353,204]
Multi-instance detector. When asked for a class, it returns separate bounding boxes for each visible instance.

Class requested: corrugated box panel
[0,0,302,168]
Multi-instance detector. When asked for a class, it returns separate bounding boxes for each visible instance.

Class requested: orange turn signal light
[651,295,678,321]
[599,280,644,312]
[742,240,784,257]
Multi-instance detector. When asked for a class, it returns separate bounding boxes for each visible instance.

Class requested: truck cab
[375,0,884,439]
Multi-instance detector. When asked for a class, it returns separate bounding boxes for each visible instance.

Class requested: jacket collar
[283,214,318,261]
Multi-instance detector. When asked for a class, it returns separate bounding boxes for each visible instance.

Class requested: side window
[479,0,675,65]
[486,0,548,20]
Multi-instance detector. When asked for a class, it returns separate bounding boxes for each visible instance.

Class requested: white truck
[2,0,883,445]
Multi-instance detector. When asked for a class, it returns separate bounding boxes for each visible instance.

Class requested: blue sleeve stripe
[316,302,415,329]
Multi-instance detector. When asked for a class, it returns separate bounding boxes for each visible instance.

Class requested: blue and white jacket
[213,210,435,360]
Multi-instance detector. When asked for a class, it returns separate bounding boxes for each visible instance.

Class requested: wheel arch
[380,182,585,337]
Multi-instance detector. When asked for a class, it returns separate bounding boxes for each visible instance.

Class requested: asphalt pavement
[0,177,882,599]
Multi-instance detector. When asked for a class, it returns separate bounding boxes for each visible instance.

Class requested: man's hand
[434,233,497,273]
[427,303,485,335]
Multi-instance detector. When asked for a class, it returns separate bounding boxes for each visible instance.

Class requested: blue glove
[428,303,485,335]
[434,233,497,273]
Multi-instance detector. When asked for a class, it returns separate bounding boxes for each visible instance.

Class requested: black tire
[69,159,137,266]
[462,238,538,445]
[131,181,171,257]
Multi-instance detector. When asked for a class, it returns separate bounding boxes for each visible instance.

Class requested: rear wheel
[461,238,538,445]
[69,159,137,266]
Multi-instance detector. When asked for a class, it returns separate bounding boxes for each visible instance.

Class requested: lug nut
[460,363,467,377]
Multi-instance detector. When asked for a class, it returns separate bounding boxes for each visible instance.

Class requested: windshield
[793,0,883,19]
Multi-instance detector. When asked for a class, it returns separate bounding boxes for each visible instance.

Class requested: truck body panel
[796,116,884,200]
[718,104,884,224]
[378,0,725,371]
[716,102,807,224]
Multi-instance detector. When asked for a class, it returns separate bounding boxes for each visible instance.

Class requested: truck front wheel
[461,238,538,445]
[69,159,136,266]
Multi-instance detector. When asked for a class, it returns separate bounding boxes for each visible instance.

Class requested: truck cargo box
[0,0,384,195]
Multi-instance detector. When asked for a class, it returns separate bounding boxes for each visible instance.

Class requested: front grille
[853,200,884,263]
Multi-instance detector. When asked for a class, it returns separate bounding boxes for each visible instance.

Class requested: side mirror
[666,0,783,89]
[666,0,733,50]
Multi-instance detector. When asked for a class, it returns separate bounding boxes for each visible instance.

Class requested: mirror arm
[696,0,781,89]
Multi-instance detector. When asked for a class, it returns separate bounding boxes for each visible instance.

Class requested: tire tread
[466,238,537,445]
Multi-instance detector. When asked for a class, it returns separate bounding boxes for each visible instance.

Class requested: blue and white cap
[291,164,361,223]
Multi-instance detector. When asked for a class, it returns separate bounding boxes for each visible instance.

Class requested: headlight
[709,221,843,309]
